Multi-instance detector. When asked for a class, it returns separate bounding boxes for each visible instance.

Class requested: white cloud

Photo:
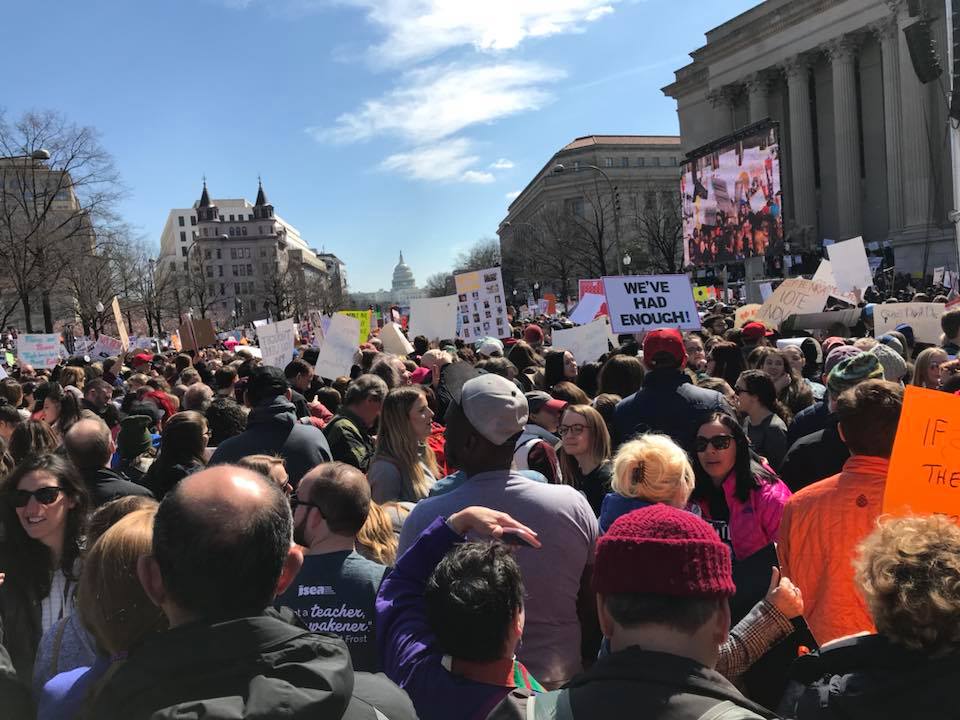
[490,158,514,170]
[505,189,522,200]
[314,61,564,145]
[379,138,494,183]
[345,0,619,66]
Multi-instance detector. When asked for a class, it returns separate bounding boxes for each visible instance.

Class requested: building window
[180,247,187,257]
[241,226,247,236]
[247,263,253,275]
[220,283,226,295]
[248,214,253,221]
[216,248,222,259]
[603,157,613,168]
[208,283,215,295]
[232,265,238,276]
[573,160,581,172]
[218,265,223,277]
[239,265,246,276]
[202,227,208,237]
[260,247,266,257]
[230,248,237,259]
[229,214,235,221]
[206,266,213,278]
[621,157,629,168]
[178,216,185,227]
[190,216,196,225]
[235,283,241,295]
[219,215,224,222]
[567,197,585,218]
[258,226,263,235]
[192,231,198,239]
[638,157,646,167]
[179,231,186,242]
[653,157,661,166]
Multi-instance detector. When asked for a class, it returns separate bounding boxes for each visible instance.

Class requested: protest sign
[782,308,861,331]
[455,267,509,340]
[90,335,123,361]
[602,275,701,335]
[758,282,772,301]
[336,310,372,345]
[257,318,296,369]
[4,352,13,367]
[170,332,182,352]
[538,299,549,316]
[380,322,413,356]
[811,260,858,303]
[827,236,873,292]
[776,338,806,350]
[569,294,606,326]
[544,293,557,316]
[408,295,458,340]
[17,334,61,369]
[734,304,762,329]
[579,279,608,318]
[315,313,360,381]
[253,319,269,328]
[111,297,129,351]
[179,317,218,352]
[753,278,831,329]
[873,302,945,344]
[934,267,946,286]
[883,386,960,520]
[550,317,611,364]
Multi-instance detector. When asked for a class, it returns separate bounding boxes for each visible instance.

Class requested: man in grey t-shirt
[398,372,599,689]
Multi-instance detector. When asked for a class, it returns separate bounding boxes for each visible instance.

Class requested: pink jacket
[699,468,792,560]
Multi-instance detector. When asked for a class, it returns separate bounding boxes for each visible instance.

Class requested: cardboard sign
[257,318,296,369]
[884,386,960,520]
[408,295,458,340]
[111,297,129,351]
[873,302,945,344]
[315,313,361,381]
[602,274,701,334]
[337,310,372,345]
[569,293,606,326]
[380,322,414,356]
[579,279,608,318]
[90,335,124,361]
[754,278,831,329]
[734,304,762,329]
[550,317,611,364]
[935,267,946,286]
[811,260,859,304]
[455,267,509,340]
[17,333,61,369]
[827,236,873,292]
[253,319,269,328]
[178,317,218,352]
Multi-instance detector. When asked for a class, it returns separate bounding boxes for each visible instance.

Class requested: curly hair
[856,515,960,657]
[611,433,694,506]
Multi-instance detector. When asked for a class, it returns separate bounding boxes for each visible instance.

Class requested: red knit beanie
[595,505,735,598]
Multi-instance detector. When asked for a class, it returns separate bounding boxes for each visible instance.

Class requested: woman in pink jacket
[691,412,792,621]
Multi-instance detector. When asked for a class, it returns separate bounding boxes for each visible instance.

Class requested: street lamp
[553,163,623,275]
[623,253,632,268]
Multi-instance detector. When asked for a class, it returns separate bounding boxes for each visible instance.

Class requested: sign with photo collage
[454,266,509,340]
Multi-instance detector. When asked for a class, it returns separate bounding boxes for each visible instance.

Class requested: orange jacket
[777,455,888,646]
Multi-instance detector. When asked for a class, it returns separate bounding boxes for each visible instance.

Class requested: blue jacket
[598,495,654,535]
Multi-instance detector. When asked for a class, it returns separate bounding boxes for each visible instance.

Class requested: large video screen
[680,124,784,267]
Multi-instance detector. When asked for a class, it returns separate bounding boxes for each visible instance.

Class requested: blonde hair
[78,507,167,656]
[356,501,398,566]
[236,454,287,487]
[60,366,86,390]
[611,434,695,506]
[856,514,960,657]
[558,405,611,487]
[374,386,439,501]
[911,347,948,389]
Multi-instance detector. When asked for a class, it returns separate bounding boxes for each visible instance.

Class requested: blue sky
[2,0,758,292]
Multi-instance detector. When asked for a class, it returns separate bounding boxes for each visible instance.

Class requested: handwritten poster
[550,317,612,364]
[90,335,124,361]
[454,266,509,340]
[257,318,296,369]
[315,313,360,381]
[873,302,945,344]
[754,278,831,329]
[734,304,762,329]
[336,310,372,346]
[17,334,61,369]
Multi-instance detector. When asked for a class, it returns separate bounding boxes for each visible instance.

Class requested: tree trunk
[42,292,54,333]
[21,293,33,333]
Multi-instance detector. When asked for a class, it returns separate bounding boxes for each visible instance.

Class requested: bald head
[153,464,293,619]
[64,417,112,471]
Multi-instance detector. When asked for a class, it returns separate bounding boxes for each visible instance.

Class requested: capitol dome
[391,251,417,291]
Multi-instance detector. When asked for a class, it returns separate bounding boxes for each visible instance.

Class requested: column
[707,88,736,135]
[895,1,934,230]
[745,72,770,123]
[872,15,904,232]
[783,55,817,241]
[827,36,863,240]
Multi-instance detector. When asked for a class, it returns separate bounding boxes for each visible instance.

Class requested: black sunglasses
[290,495,323,514]
[11,487,64,508]
[696,435,734,452]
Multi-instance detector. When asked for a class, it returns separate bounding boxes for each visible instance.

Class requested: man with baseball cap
[513,391,566,483]
[523,504,776,719]
[740,322,773,358]
[398,372,599,689]
[612,328,732,454]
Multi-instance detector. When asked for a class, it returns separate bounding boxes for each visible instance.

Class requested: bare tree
[184,243,229,319]
[631,190,683,274]
[564,177,616,279]
[425,272,455,298]
[453,238,501,273]
[261,255,294,320]
[0,110,123,331]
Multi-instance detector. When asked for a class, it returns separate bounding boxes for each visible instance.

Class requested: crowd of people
[0,295,958,719]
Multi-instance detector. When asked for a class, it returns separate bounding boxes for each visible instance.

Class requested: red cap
[741,322,773,341]
[523,324,544,344]
[642,328,687,369]
[132,353,153,367]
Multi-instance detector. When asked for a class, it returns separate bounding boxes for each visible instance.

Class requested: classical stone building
[662,0,958,275]
[497,135,682,298]
[351,252,425,308]
[158,180,331,324]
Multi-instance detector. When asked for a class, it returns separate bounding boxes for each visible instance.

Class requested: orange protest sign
[883,386,960,520]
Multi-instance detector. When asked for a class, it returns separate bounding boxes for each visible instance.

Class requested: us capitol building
[350,252,425,308]
[663,0,959,276]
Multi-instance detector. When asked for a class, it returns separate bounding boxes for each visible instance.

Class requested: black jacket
[612,369,733,454]
[779,420,849,493]
[0,640,32,720]
[784,634,960,720]
[786,401,831,447]
[142,460,204,501]
[210,397,331,485]
[81,467,154,508]
[88,608,417,720]
[0,569,41,686]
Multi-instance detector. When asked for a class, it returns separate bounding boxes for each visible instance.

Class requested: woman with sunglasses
[141,411,209,501]
[0,453,89,683]
[734,370,790,471]
[557,404,612,516]
[691,413,791,621]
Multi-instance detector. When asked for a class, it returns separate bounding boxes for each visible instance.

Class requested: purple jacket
[377,516,533,720]
[699,469,791,560]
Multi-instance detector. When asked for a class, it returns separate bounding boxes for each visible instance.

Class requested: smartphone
[499,528,539,548]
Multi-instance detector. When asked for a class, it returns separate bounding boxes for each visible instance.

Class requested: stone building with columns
[663,0,958,276]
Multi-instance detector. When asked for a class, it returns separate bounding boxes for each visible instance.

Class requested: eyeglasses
[558,424,586,437]
[10,487,64,508]
[290,495,323,514]
[695,435,735,452]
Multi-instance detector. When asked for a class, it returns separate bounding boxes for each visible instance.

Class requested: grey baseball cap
[459,373,529,446]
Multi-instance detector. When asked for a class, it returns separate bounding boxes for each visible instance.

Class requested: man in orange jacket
[777,376,903,646]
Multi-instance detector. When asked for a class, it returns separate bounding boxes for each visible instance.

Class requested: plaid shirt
[717,600,794,681]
